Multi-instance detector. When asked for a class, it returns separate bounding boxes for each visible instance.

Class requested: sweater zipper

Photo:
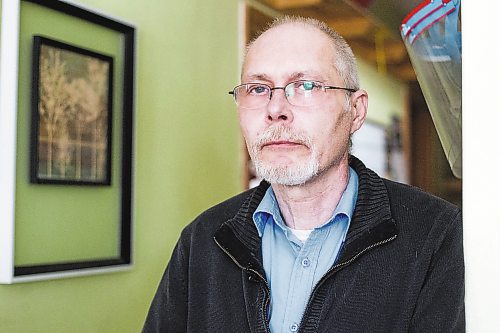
[298,234,397,331]
[214,238,272,333]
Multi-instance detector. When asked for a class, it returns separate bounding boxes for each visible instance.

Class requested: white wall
[463,1,500,331]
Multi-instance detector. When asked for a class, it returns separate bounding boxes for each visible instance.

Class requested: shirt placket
[281,229,324,333]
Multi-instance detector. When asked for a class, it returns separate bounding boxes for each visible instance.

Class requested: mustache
[253,126,312,149]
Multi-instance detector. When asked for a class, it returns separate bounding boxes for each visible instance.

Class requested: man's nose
[266,88,293,123]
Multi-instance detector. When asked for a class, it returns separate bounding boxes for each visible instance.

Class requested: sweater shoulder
[383,178,461,223]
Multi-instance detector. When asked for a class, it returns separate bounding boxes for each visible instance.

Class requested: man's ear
[349,89,368,134]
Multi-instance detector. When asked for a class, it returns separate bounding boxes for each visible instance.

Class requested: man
[143,16,464,332]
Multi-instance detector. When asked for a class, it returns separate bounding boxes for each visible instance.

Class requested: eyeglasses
[228,80,357,109]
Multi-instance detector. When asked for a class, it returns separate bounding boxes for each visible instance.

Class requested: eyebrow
[289,71,324,81]
[243,71,325,83]
[243,73,271,82]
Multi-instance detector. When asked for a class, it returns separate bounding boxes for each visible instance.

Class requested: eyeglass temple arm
[324,86,357,93]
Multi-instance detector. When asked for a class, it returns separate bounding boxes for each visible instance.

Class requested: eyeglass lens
[234,81,325,109]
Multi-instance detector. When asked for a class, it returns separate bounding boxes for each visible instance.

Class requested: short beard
[248,126,320,186]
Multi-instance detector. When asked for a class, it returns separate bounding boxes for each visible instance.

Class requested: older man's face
[239,24,356,186]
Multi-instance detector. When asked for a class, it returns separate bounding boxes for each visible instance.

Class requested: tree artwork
[33,37,113,185]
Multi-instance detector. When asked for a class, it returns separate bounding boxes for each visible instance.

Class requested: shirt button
[301,258,311,267]
[290,323,299,332]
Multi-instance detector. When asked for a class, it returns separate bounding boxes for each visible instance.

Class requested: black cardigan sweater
[143,156,465,332]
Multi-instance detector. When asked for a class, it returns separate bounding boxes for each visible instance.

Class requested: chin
[254,160,320,186]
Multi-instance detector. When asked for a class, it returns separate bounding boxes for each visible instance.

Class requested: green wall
[358,58,406,125]
[0,0,240,332]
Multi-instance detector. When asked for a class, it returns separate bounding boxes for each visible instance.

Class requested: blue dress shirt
[253,168,359,333]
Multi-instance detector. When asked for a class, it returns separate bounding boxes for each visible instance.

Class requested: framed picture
[31,36,113,185]
[0,0,135,283]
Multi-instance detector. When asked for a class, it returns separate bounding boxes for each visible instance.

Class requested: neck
[271,156,350,230]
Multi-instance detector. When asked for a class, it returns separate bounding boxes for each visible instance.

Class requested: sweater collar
[214,155,398,272]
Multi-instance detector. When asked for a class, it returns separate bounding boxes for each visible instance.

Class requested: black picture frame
[31,36,114,186]
[13,0,135,278]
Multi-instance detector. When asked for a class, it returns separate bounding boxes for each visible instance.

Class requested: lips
[261,140,304,149]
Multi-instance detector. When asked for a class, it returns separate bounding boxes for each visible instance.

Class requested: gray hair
[245,15,360,91]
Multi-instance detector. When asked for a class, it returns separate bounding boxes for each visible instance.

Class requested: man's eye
[298,81,319,91]
[247,85,268,95]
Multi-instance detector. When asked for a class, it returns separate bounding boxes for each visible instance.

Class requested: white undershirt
[289,228,314,243]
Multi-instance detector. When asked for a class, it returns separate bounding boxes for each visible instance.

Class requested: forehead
[243,23,337,82]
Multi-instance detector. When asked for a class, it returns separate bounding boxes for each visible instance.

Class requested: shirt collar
[253,186,282,237]
[252,167,359,237]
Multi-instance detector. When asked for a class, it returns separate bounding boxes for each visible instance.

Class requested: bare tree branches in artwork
[37,43,111,183]
[39,48,69,177]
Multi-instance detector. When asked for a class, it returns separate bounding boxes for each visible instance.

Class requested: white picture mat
[0,0,20,284]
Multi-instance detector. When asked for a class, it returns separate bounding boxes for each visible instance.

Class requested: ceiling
[247,0,417,82]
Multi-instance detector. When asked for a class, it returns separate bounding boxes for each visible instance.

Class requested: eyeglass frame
[228,80,358,109]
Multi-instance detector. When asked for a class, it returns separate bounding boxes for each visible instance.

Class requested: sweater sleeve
[142,236,189,333]
[410,208,465,332]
